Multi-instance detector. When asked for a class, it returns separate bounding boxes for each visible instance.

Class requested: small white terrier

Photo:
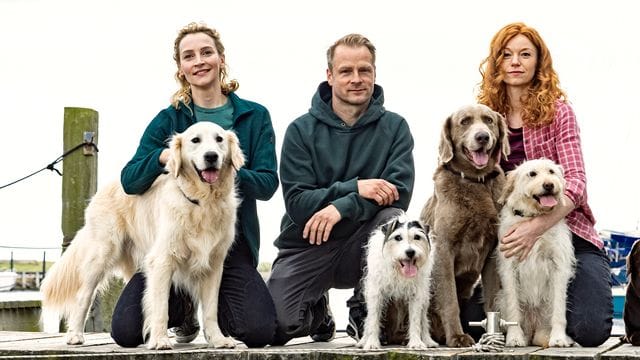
[357,213,438,350]
[497,159,576,347]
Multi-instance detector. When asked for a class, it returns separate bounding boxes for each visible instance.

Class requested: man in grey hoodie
[267,33,416,345]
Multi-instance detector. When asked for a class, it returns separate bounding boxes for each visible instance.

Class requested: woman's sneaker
[171,292,200,343]
[310,293,335,342]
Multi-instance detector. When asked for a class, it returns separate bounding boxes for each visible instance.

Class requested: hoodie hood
[309,81,386,129]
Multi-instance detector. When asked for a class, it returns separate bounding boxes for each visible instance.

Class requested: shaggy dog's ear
[226,130,245,171]
[496,112,511,162]
[498,170,515,205]
[167,133,183,178]
[438,115,454,164]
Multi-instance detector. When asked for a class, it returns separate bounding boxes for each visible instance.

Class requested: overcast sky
[1,0,639,263]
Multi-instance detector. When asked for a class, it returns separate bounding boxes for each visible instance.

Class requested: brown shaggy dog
[624,240,640,345]
[420,104,509,347]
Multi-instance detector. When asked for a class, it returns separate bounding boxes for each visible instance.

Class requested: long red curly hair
[476,22,566,127]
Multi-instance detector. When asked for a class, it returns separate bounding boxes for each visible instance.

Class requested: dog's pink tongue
[401,260,418,278]
[472,151,489,167]
[201,169,219,184]
[538,195,558,207]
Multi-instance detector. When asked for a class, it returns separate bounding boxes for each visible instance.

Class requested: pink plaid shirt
[522,101,602,248]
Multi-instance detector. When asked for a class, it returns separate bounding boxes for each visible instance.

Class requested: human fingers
[322,220,335,243]
[304,216,321,245]
[382,181,399,201]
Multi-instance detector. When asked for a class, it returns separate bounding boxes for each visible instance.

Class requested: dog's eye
[549,169,555,174]
[414,234,422,241]
[191,137,201,144]
[482,115,493,124]
[394,235,402,242]
[216,135,223,143]
[528,171,537,177]
[460,117,471,125]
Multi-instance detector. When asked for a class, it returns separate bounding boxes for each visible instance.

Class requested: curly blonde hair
[171,22,239,108]
[476,22,566,127]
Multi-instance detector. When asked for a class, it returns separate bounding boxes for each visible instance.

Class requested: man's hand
[357,179,399,206]
[303,205,342,245]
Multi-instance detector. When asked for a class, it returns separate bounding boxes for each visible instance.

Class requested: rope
[0,142,98,190]
[472,333,506,352]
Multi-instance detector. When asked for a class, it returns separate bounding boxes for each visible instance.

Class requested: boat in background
[601,229,640,318]
[0,271,18,292]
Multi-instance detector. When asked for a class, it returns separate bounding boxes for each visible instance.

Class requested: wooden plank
[601,343,640,360]
[530,337,623,360]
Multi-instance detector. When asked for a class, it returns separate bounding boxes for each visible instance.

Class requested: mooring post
[61,107,100,331]
[61,107,99,251]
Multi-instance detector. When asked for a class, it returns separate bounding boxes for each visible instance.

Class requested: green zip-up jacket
[120,92,278,266]
[275,82,415,250]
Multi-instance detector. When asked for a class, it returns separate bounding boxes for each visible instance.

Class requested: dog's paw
[506,327,527,347]
[146,335,173,350]
[407,338,427,349]
[358,336,381,350]
[208,335,236,349]
[422,336,439,348]
[66,332,85,345]
[446,333,475,347]
[549,333,574,347]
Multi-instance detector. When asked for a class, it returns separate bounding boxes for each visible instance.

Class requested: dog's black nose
[405,249,415,258]
[204,151,218,165]
[543,182,555,192]
[475,131,490,145]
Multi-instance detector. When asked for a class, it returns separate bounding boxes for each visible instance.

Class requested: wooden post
[61,107,99,251]
[61,107,100,331]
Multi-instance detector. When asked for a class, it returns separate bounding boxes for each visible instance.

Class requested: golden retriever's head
[167,122,245,185]
[379,214,431,279]
[499,158,565,216]
[439,104,509,174]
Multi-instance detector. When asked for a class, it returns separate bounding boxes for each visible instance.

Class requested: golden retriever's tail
[40,242,83,312]
[40,224,117,330]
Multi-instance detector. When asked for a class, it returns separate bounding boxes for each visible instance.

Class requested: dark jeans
[267,207,403,345]
[110,236,276,348]
[460,233,613,346]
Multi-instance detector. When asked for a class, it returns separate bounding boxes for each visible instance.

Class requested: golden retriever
[40,121,245,350]
[357,212,437,350]
[496,158,575,347]
[420,104,509,347]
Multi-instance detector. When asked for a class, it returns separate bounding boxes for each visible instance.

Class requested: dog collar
[182,193,200,206]
[513,209,532,217]
[443,164,500,183]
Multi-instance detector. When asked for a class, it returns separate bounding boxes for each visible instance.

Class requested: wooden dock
[0,331,638,359]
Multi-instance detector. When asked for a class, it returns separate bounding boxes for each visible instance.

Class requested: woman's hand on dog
[304,205,342,245]
[501,194,575,261]
[500,218,545,261]
[357,179,399,206]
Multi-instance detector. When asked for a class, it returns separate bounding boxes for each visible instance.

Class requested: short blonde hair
[326,33,376,71]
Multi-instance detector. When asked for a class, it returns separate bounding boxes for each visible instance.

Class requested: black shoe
[170,292,200,344]
[346,304,365,342]
[310,293,335,342]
